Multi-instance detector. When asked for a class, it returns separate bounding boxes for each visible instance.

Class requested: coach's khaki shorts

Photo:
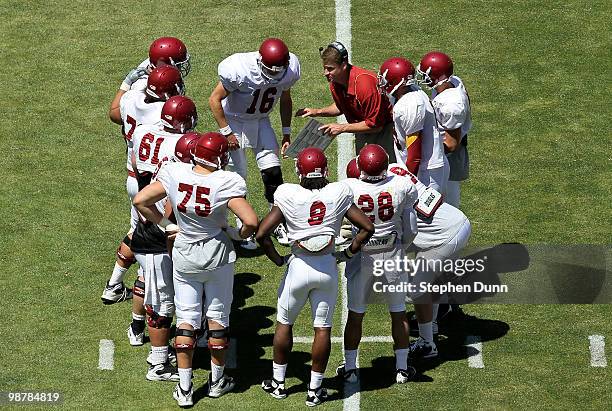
[354,122,396,163]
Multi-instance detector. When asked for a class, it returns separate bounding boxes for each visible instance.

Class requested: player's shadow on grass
[190,271,318,400]
[353,313,510,392]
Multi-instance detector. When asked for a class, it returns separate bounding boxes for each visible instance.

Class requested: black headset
[319,41,349,62]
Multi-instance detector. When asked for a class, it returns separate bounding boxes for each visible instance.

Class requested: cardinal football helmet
[145,66,185,100]
[417,51,453,89]
[296,147,328,179]
[149,37,191,77]
[161,96,197,133]
[174,131,200,163]
[377,57,416,97]
[346,157,360,179]
[357,144,388,181]
[192,132,229,169]
[258,38,290,83]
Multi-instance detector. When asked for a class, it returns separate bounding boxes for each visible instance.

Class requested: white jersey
[274,182,353,243]
[393,85,445,170]
[431,75,472,138]
[157,163,247,243]
[119,89,163,172]
[218,52,300,120]
[132,124,183,174]
[387,163,468,249]
[344,175,417,241]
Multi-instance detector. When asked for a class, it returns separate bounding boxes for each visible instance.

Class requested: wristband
[120,82,131,92]
[219,125,233,136]
[282,126,291,135]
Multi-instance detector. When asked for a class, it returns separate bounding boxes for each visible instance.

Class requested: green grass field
[1,0,610,409]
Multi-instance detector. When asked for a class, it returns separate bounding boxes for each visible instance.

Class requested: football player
[126,96,197,348]
[378,57,449,194]
[135,133,200,380]
[209,38,300,249]
[101,66,185,306]
[114,36,191,95]
[134,133,258,407]
[256,147,374,406]
[417,51,472,208]
[340,145,419,384]
[386,162,471,359]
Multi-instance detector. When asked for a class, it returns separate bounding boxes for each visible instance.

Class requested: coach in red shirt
[300,41,396,162]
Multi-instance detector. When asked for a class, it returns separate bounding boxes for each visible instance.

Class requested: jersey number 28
[357,192,394,222]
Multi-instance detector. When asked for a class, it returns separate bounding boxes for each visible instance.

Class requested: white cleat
[410,337,439,359]
[173,383,193,407]
[273,224,290,246]
[127,326,144,346]
[305,386,328,407]
[207,374,235,398]
[146,362,180,382]
[336,364,359,384]
[101,281,132,305]
[395,366,417,384]
[239,235,258,250]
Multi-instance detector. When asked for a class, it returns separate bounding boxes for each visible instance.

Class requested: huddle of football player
[101,35,473,407]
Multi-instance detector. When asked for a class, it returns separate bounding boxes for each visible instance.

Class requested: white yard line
[98,339,115,370]
[465,335,484,368]
[293,335,394,344]
[588,335,607,367]
[335,0,358,409]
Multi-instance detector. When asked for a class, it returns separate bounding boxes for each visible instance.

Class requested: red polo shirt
[329,65,392,128]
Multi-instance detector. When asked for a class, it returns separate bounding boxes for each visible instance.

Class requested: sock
[432,304,439,320]
[272,362,287,382]
[109,263,128,286]
[211,362,224,383]
[309,371,324,390]
[395,348,409,370]
[131,313,146,334]
[418,321,434,343]
[344,349,358,371]
[150,345,168,365]
[178,368,192,391]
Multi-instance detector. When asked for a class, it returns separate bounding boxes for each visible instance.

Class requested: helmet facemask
[416,65,448,90]
[258,55,287,83]
[377,69,415,103]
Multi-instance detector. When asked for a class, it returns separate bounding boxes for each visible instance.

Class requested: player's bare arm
[227,197,258,239]
[443,127,462,153]
[108,90,126,124]
[319,120,382,137]
[132,181,167,224]
[255,206,286,267]
[344,204,375,254]
[209,81,240,150]
[279,89,293,156]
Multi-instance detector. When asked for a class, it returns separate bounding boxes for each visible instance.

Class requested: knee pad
[174,328,196,350]
[145,305,172,329]
[116,240,135,265]
[208,327,230,351]
[133,279,145,298]
[260,166,283,204]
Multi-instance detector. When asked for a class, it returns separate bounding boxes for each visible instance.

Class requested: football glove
[120,67,148,91]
